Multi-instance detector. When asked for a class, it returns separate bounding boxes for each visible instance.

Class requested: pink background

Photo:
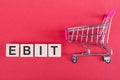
[0,0,120,80]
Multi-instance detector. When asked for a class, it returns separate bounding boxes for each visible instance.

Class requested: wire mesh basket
[65,9,115,64]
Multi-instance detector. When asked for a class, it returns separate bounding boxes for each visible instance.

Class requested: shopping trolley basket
[65,9,115,64]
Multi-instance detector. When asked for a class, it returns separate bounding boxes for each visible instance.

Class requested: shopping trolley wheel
[103,55,111,64]
[72,55,78,63]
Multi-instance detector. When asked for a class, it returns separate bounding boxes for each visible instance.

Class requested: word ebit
[6,44,61,57]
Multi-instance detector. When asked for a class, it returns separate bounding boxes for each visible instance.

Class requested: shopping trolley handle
[65,29,68,40]
[103,9,116,24]
[107,9,116,17]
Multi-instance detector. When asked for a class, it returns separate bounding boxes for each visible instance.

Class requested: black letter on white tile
[23,46,31,55]
[9,46,16,55]
[40,46,42,55]
[51,46,58,55]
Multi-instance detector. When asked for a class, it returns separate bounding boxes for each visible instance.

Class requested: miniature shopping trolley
[65,9,115,64]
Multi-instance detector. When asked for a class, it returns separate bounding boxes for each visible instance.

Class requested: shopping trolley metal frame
[65,9,115,64]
